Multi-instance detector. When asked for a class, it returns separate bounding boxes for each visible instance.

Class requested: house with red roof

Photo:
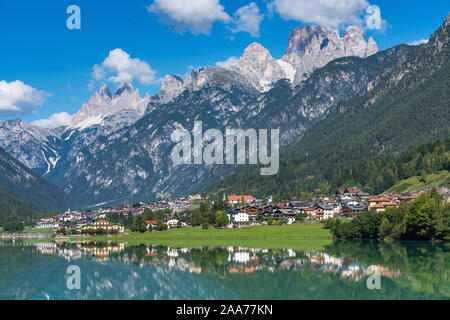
[227,195,256,205]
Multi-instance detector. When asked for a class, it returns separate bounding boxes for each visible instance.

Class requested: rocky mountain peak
[5,118,27,127]
[366,37,379,57]
[70,82,150,129]
[242,42,270,56]
[98,85,112,99]
[342,25,365,38]
[342,26,368,57]
[161,75,183,92]
[283,25,341,57]
[158,75,185,103]
[113,81,133,97]
[281,24,378,85]
[230,42,290,92]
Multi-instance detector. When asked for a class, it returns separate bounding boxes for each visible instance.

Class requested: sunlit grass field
[88,224,332,249]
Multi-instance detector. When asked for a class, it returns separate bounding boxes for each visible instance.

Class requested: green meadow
[88,224,332,249]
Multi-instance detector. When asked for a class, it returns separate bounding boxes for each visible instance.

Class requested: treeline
[0,216,25,232]
[324,190,450,241]
[104,209,173,232]
[129,208,172,232]
[188,198,231,229]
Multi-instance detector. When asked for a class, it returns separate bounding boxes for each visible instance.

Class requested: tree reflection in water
[0,240,448,299]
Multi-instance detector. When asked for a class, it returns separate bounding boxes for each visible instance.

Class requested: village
[33,187,450,234]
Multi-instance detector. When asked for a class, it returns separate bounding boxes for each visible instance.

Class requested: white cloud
[147,0,230,35]
[268,0,370,27]
[31,112,74,129]
[229,2,264,37]
[0,80,49,116]
[216,56,238,68]
[408,39,428,46]
[92,48,159,86]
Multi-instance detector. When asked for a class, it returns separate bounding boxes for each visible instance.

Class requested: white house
[287,217,296,225]
[166,219,179,229]
[231,251,251,264]
[317,205,335,220]
[36,222,59,229]
[228,211,249,224]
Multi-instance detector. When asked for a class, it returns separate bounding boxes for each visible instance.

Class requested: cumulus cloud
[0,80,49,116]
[216,56,238,68]
[408,39,428,46]
[147,0,230,35]
[229,2,264,37]
[31,112,74,129]
[92,48,159,86]
[268,0,370,27]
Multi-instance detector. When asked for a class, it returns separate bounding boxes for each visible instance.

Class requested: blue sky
[0,0,448,127]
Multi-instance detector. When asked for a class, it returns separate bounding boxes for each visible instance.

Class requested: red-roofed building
[344,187,362,195]
[368,197,399,212]
[144,220,158,231]
[227,195,256,205]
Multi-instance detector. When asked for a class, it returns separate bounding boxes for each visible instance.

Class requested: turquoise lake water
[0,240,448,300]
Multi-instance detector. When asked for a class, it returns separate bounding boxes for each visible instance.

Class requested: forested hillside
[330,139,450,194]
[0,185,44,218]
[0,146,73,214]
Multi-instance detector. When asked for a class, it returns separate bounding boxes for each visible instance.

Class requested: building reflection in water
[31,242,401,282]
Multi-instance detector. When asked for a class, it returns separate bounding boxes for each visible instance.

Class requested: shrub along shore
[324,190,449,241]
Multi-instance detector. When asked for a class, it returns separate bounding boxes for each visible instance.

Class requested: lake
[0,240,448,300]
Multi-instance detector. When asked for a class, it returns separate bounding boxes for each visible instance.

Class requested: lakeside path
[87,224,332,250]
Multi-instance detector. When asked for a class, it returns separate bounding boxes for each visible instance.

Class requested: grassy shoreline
[87,224,332,249]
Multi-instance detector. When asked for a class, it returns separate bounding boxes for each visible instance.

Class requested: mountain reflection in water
[0,240,448,300]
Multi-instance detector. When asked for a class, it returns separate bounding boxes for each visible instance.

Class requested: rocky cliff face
[0,119,62,175]
[154,25,379,98]
[70,82,150,130]
[230,42,294,92]
[281,25,378,85]
[159,75,184,103]
[0,82,152,178]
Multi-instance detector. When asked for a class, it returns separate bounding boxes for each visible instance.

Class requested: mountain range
[0,15,448,210]
[209,13,450,198]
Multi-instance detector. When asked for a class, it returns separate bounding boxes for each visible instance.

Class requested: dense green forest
[0,185,43,218]
[207,19,450,199]
[0,183,51,231]
[330,139,450,194]
[0,185,45,231]
[0,146,73,214]
[324,190,450,241]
